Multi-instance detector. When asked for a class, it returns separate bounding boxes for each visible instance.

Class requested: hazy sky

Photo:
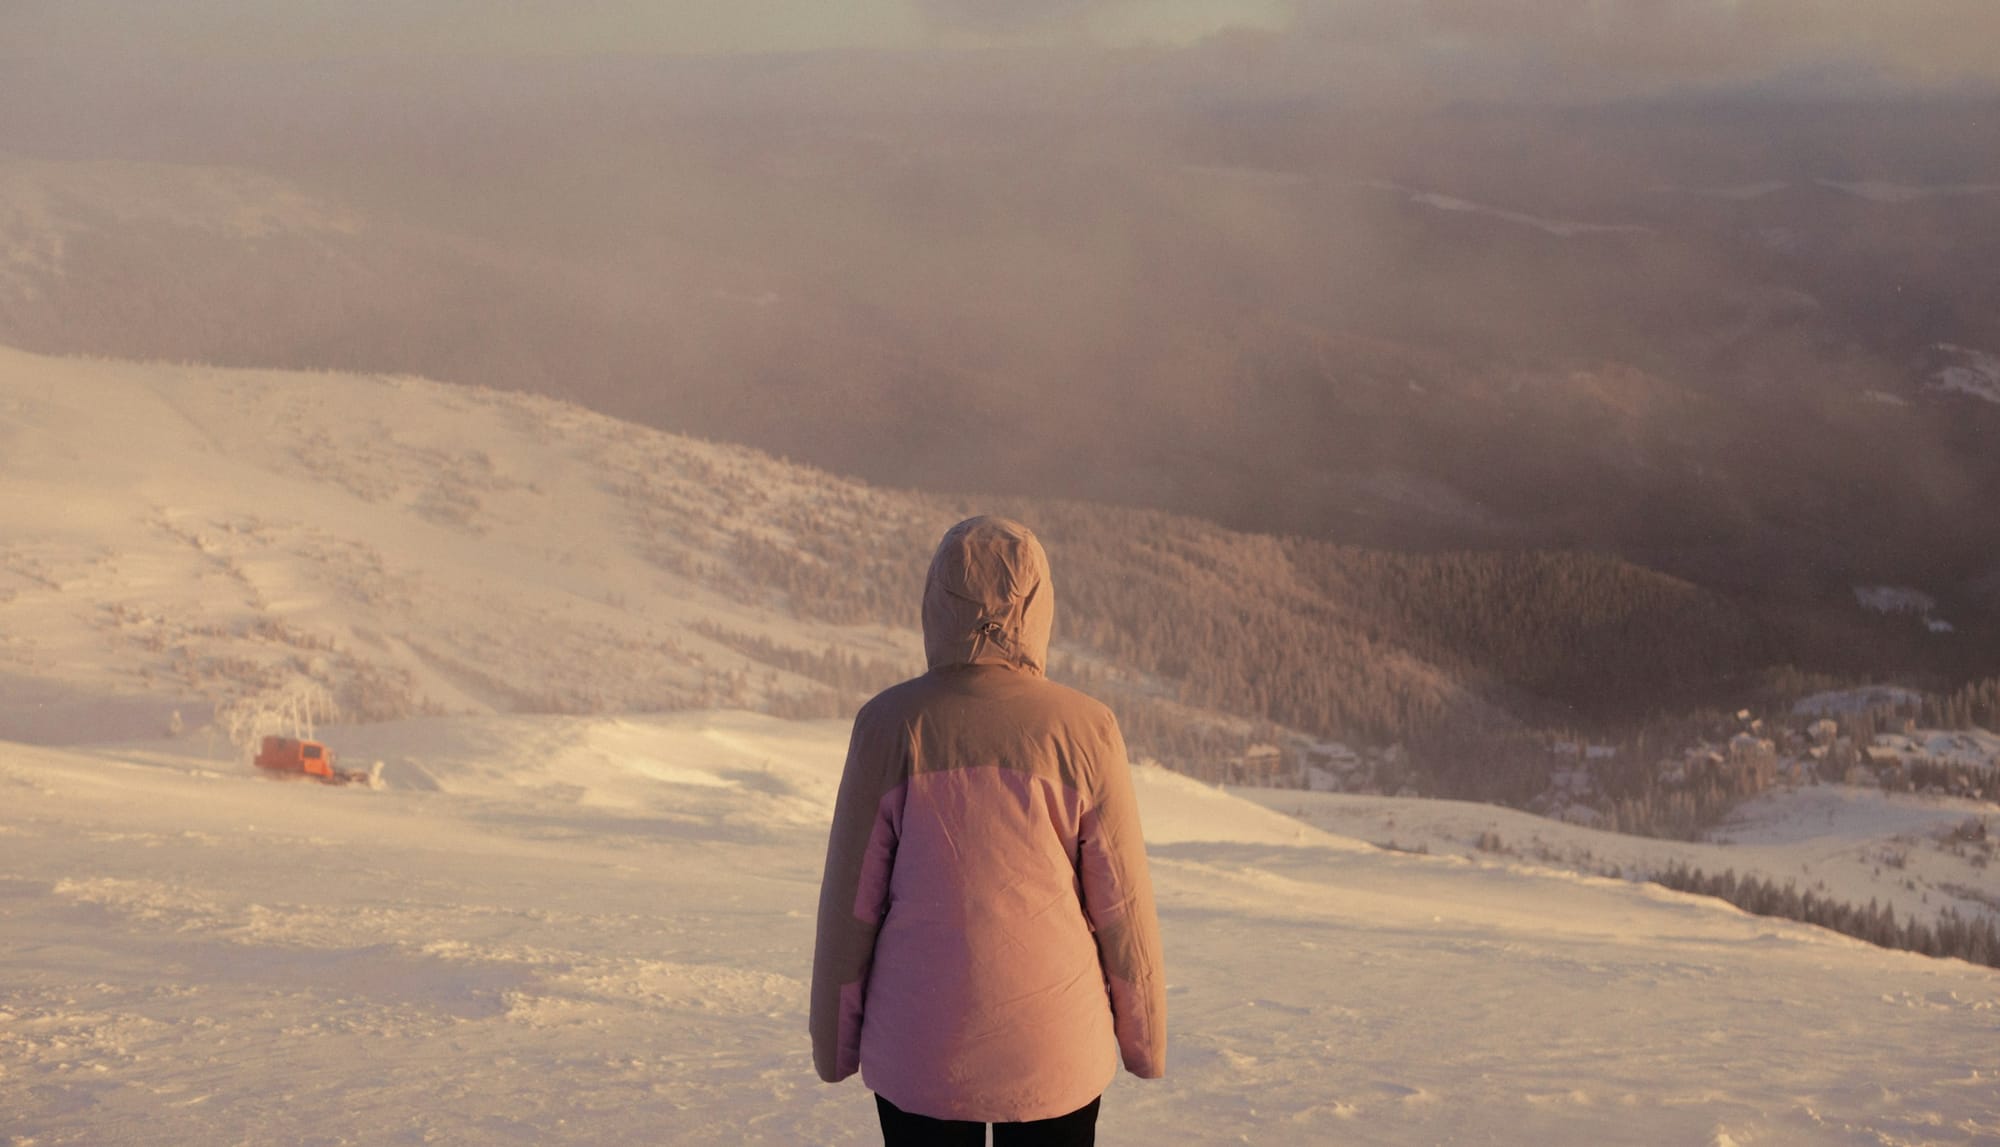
[1,0,1287,57]
[3,0,1993,95]
[1281,0,2000,99]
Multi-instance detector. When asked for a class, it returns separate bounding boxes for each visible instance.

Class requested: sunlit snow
[5,719,1998,1145]
[3,347,1996,1145]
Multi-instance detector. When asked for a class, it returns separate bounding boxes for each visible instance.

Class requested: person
[811,515,1167,1146]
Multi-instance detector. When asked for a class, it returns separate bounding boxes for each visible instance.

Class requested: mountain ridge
[2,345,1965,787]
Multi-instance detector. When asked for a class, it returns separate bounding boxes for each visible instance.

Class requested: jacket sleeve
[1077,714,1167,1078]
[809,703,903,1083]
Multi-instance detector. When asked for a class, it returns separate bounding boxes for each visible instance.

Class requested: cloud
[912,0,1290,46]
[1274,0,2000,101]
[1,0,924,58]
[915,0,1108,35]
[4,0,1992,100]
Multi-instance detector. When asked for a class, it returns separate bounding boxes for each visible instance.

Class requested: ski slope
[5,716,1997,1146]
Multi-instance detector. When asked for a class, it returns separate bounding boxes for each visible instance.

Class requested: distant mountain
[1,346,1965,783]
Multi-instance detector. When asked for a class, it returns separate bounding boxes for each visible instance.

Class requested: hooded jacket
[810,516,1166,1122]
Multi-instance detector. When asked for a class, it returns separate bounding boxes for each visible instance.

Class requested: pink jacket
[810,516,1166,1122]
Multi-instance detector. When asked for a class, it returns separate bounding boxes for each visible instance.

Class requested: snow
[1816,180,2000,204]
[5,344,1999,1143]
[1398,190,1652,238]
[1652,181,1792,201]
[0,344,927,743]
[1237,782,2000,938]
[1793,686,1926,717]
[1852,587,1953,633]
[5,721,1999,1145]
[1928,344,2000,406]
[1870,728,2000,775]
[1854,586,1937,615]
[1360,181,1653,238]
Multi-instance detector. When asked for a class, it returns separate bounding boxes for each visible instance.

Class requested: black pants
[875,1094,1100,1147]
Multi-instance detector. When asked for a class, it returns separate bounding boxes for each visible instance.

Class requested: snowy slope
[1237,785,2000,934]
[5,720,1998,1146]
[6,342,1998,1143]
[0,343,934,744]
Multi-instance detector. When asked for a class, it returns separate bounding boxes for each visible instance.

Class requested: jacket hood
[922,516,1053,675]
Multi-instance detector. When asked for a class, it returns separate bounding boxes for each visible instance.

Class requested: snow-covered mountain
[11,341,1725,773]
[4,345,1997,1144]
[0,342,935,745]
[5,717,1997,1145]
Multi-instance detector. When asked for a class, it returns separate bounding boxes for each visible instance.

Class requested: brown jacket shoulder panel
[856,667,1121,798]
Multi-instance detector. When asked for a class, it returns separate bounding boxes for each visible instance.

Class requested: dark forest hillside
[722,487,1971,772]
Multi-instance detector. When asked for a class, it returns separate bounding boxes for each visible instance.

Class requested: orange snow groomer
[253,735,338,780]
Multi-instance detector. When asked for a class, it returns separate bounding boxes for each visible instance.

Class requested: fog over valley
[5,16,2000,615]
